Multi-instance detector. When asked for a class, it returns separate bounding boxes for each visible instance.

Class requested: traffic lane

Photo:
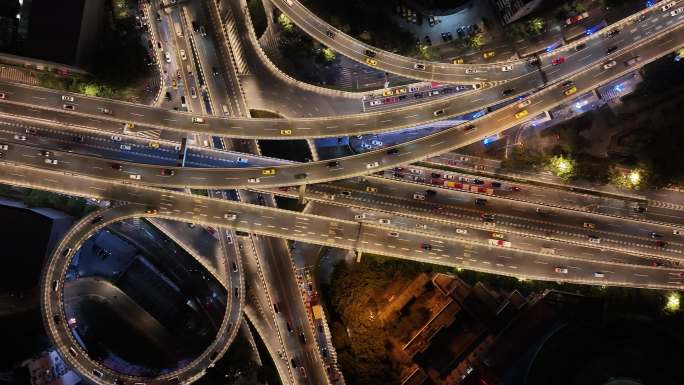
[305,196,679,270]
[1,10,683,140]
[43,205,233,385]
[317,179,684,259]
[4,25,684,190]
[12,162,684,289]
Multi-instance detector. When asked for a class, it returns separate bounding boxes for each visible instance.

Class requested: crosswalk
[0,65,39,85]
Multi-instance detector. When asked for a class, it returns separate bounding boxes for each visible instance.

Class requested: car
[452,58,464,64]
[190,86,197,99]
[386,148,399,155]
[583,222,595,229]
[462,124,477,134]
[90,216,104,225]
[388,232,399,238]
[561,80,574,88]
[248,178,260,183]
[379,218,391,224]
[38,150,51,157]
[364,49,377,57]
[294,173,308,180]
[588,235,601,243]
[365,58,378,66]
[92,369,104,378]
[0,92,6,99]
[674,230,682,235]
[164,51,171,63]
[325,29,335,38]
[625,56,641,66]
[192,117,205,124]
[148,141,160,149]
[606,46,618,54]
[262,168,276,175]
[650,232,662,239]
[564,86,578,96]
[124,122,135,130]
[671,7,684,16]
[594,272,605,278]
[465,68,476,74]
[61,95,74,102]
[180,49,187,60]
[365,186,377,193]
[62,104,74,110]
[413,193,426,200]
[129,174,141,180]
[514,110,529,119]
[575,43,587,51]
[44,158,58,165]
[369,99,382,106]
[111,163,123,171]
[603,60,617,69]
[551,56,565,66]
[382,89,394,97]
[354,213,366,220]
[565,11,589,25]
[99,107,112,114]
[482,214,495,221]
[280,129,292,136]
[145,207,158,214]
[605,29,620,38]
[0,144,7,151]
[662,2,676,12]
[554,267,569,274]
[224,212,237,220]
[414,63,426,70]
[421,243,432,251]
[433,109,445,117]
[366,161,379,169]
[455,228,468,235]
[160,169,175,176]
[237,157,249,164]
[502,88,515,96]
[475,198,487,206]
[501,65,513,72]
[327,160,340,168]
[483,51,495,59]
[120,144,131,151]
[517,99,531,109]
[299,367,307,378]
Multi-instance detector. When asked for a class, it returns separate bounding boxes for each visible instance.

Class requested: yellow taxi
[148,141,160,149]
[262,168,276,175]
[492,232,505,239]
[452,58,464,64]
[366,58,378,66]
[382,89,394,97]
[172,79,177,88]
[124,122,135,130]
[365,186,378,193]
[514,110,529,119]
[280,129,292,136]
[483,51,495,59]
[564,86,578,96]
[396,88,407,94]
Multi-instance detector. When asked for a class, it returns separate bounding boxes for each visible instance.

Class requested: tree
[469,33,485,49]
[528,18,545,35]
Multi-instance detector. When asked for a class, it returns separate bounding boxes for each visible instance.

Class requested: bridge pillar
[298,184,307,204]
[355,250,363,263]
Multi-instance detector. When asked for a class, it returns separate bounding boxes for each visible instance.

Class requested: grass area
[0,184,97,218]
[246,0,268,37]
[249,109,284,118]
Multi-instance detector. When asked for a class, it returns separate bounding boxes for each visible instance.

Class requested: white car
[671,7,684,16]
[501,65,513,72]
[129,174,141,180]
[248,177,260,183]
[413,193,425,200]
[413,63,426,70]
[354,213,367,220]
[111,135,122,141]
[61,95,74,102]
[465,68,476,74]
[388,232,399,238]
[285,0,293,4]
[662,2,675,11]
[603,60,617,69]
[594,272,605,278]
[369,100,382,106]
[378,218,391,225]
[120,144,132,151]
[554,267,569,274]
[408,168,422,174]
[224,213,237,220]
[164,52,171,63]
[517,99,531,109]
[44,158,58,165]
[13,134,26,141]
[588,236,601,243]
[674,230,682,235]
[180,49,187,60]
[371,140,383,146]
[366,161,379,169]
[415,223,427,229]
[455,228,468,235]
[237,157,249,164]
[0,144,7,150]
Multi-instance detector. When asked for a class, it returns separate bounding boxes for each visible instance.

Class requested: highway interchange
[2,0,684,384]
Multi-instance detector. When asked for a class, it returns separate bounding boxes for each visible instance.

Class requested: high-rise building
[490,0,544,25]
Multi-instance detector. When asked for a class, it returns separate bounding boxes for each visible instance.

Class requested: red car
[551,56,566,66]
[565,11,589,25]
[510,186,521,192]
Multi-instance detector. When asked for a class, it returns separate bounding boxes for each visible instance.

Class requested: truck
[174,21,183,37]
[624,56,641,66]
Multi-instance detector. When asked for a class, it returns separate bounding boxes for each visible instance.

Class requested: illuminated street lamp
[665,292,680,312]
